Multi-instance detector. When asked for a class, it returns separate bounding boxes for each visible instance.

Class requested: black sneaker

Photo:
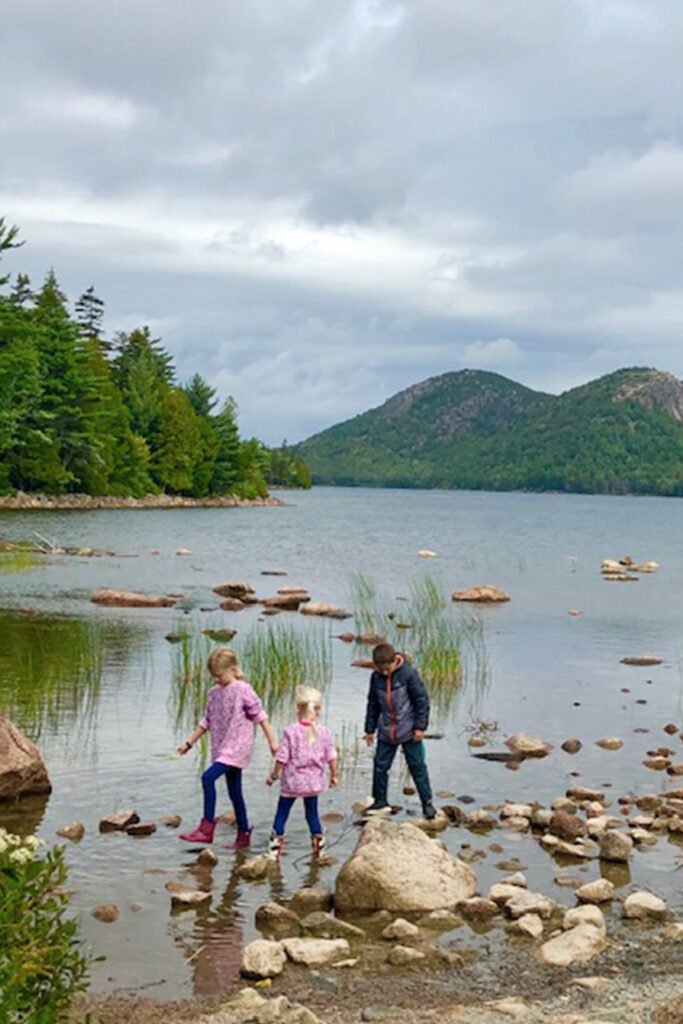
[363,802,392,816]
[422,802,437,821]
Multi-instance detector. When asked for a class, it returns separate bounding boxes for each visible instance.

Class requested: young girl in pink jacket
[177,647,278,848]
[266,687,338,862]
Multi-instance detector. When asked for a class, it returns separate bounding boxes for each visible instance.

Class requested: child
[177,646,278,847]
[266,687,338,862]
[364,642,436,820]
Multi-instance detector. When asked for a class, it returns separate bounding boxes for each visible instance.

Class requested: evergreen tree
[210,397,241,495]
[112,327,173,444]
[153,387,200,494]
[75,286,106,346]
[9,273,33,308]
[183,373,217,418]
[237,437,270,499]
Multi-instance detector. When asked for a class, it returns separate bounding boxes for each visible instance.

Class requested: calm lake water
[1,486,683,1000]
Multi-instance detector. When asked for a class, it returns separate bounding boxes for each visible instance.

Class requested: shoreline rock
[0,492,284,512]
[0,717,52,800]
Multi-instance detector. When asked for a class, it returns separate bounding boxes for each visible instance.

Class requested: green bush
[0,829,91,1023]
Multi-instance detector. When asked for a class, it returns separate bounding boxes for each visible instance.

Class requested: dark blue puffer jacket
[364,655,430,745]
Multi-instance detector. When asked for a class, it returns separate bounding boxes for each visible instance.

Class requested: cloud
[2,0,683,442]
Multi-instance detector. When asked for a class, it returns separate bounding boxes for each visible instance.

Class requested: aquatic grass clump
[347,573,490,720]
[0,614,103,740]
[0,547,39,574]
[239,619,332,716]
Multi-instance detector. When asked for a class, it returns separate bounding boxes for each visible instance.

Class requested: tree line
[0,220,310,498]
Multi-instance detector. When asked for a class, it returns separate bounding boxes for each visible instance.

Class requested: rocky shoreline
[0,492,285,511]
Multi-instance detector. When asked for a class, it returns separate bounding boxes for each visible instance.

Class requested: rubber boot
[267,832,285,863]
[179,817,215,843]
[223,827,252,850]
[312,833,326,859]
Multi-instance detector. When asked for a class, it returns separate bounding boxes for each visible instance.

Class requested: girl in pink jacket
[266,687,338,862]
[177,647,278,848]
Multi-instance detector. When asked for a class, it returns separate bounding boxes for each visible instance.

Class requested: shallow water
[1,487,683,999]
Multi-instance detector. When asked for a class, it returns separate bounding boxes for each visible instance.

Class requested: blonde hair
[207,646,244,679]
[296,686,322,746]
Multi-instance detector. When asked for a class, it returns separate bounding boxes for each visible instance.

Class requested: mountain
[297,367,683,495]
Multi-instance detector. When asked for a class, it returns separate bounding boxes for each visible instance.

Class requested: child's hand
[364,733,374,748]
[329,774,339,788]
[176,741,191,756]
[266,774,275,787]
[413,729,425,742]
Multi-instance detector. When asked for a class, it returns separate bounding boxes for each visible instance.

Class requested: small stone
[505,891,554,920]
[537,925,607,967]
[576,879,614,903]
[562,738,583,754]
[623,891,668,920]
[290,888,333,915]
[665,724,680,735]
[126,821,156,837]
[508,914,544,939]
[282,937,350,966]
[197,848,218,867]
[441,804,467,825]
[554,874,583,889]
[159,814,182,828]
[596,737,623,751]
[663,923,683,941]
[564,905,606,933]
[99,809,139,832]
[600,831,633,862]
[468,809,496,828]
[550,810,587,841]
[241,939,286,978]
[505,733,552,758]
[468,736,486,748]
[567,786,605,802]
[500,872,527,888]
[418,909,460,930]
[300,911,365,940]
[501,803,534,819]
[381,918,421,941]
[488,883,523,905]
[175,548,191,555]
[237,856,271,881]
[170,890,211,907]
[386,945,426,965]
[91,903,119,923]
[256,902,302,936]
[458,898,499,920]
[57,821,85,841]
[571,976,611,993]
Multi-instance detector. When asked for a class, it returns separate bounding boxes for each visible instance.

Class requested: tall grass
[169,618,333,743]
[0,614,103,740]
[347,573,490,720]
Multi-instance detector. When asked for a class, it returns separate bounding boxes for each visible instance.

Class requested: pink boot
[223,827,252,850]
[180,817,215,843]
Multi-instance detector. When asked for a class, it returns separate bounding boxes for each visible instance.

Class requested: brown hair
[372,642,397,667]
[207,646,245,678]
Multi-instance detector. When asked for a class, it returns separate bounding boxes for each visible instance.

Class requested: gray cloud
[2,0,683,442]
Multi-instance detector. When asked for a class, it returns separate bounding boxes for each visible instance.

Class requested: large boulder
[335,818,476,913]
[0,717,51,800]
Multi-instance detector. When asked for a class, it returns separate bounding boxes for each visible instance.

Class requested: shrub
[0,829,91,1023]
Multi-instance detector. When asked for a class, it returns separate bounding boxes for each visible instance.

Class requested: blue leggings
[202,762,249,831]
[272,795,321,837]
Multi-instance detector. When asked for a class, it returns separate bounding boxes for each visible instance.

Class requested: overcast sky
[2,0,682,442]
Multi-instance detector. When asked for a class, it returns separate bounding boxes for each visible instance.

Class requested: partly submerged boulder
[0,717,52,800]
[335,818,476,913]
[452,585,510,603]
[92,588,177,608]
[300,602,351,619]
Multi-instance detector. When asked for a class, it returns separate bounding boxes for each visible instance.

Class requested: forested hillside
[298,366,683,496]
[0,221,309,497]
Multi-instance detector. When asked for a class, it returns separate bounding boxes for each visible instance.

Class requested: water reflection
[0,791,50,837]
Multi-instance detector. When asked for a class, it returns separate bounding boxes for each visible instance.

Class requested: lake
[1,486,682,1000]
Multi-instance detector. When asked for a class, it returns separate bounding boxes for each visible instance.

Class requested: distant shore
[0,492,285,512]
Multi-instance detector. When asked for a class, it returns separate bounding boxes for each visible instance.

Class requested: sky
[2,0,683,443]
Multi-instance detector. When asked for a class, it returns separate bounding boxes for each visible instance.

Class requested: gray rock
[600,830,633,862]
[241,939,286,978]
[281,937,350,966]
[623,891,668,920]
[255,901,301,936]
[335,818,475,913]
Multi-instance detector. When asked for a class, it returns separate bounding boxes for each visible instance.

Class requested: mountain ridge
[297,366,683,495]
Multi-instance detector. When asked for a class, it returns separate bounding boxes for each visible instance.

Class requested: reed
[0,613,103,740]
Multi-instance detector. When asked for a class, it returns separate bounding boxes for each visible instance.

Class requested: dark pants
[272,795,322,837]
[202,762,249,830]
[373,738,432,807]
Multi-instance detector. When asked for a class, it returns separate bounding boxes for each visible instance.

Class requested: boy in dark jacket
[364,642,436,820]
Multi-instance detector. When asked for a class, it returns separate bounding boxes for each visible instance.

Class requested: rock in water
[241,939,286,978]
[0,717,52,800]
[92,588,177,607]
[505,733,553,758]
[334,818,476,912]
[452,585,510,603]
[537,924,606,967]
[600,830,633,862]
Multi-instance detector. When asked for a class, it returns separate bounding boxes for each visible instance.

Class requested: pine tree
[210,397,241,495]
[183,373,217,418]
[75,286,106,347]
[152,387,200,494]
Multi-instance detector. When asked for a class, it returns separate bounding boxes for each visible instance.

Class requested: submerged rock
[452,585,510,603]
[91,904,119,923]
[57,821,85,842]
[335,818,476,912]
[300,602,351,619]
[0,717,52,800]
[92,588,177,607]
[99,809,139,832]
